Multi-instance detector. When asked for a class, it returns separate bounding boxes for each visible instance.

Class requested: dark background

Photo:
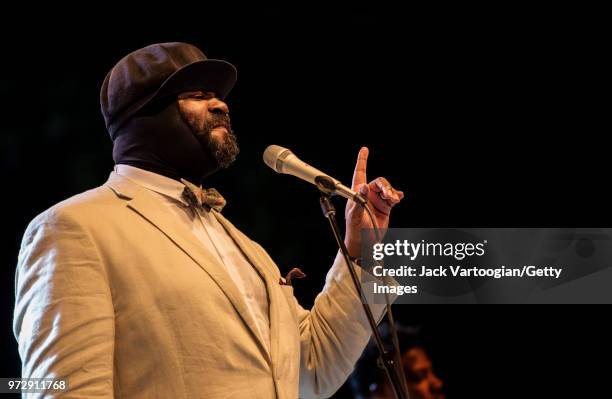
[1,4,609,398]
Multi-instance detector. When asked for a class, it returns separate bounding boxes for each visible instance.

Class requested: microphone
[263,145,367,206]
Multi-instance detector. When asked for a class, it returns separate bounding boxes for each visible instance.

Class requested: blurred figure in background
[350,323,445,399]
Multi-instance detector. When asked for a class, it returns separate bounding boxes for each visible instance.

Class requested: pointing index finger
[351,146,369,190]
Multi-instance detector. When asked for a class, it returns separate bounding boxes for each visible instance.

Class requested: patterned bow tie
[180,178,226,212]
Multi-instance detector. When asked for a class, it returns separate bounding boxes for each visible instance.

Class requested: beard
[195,113,240,169]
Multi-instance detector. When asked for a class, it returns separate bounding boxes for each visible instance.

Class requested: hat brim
[156,59,237,100]
[109,59,237,135]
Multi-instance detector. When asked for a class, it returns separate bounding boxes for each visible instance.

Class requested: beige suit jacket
[14,172,388,398]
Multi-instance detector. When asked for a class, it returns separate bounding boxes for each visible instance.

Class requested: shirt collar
[114,164,193,206]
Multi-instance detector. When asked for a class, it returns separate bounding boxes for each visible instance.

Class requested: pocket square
[279,267,306,286]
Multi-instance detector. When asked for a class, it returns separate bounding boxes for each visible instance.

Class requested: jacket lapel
[212,211,283,372]
[105,172,271,362]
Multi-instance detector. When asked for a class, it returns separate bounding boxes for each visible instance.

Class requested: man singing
[14,42,404,398]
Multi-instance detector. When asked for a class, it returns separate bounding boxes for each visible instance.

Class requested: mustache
[208,114,231,130]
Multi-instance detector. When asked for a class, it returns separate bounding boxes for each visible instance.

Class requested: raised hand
[344,147,404,259]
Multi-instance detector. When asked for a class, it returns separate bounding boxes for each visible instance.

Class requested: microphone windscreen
[263,145,291,172]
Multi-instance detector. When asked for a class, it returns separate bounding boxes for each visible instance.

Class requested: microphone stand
[317,192,409,399]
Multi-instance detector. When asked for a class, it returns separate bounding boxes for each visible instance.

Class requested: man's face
[177,90,239,168]
[402,347,445,399]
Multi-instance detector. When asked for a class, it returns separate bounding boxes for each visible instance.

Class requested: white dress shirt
[114,164,271,352]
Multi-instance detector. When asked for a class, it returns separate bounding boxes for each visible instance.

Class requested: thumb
[359,183,369,196]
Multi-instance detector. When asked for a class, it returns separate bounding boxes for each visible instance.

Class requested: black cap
[100,42,237,138]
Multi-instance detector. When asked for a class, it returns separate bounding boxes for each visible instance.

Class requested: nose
[209,97,229,115]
